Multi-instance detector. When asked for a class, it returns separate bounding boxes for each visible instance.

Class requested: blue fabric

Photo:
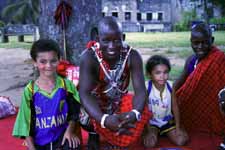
[187,55,198,75]
[147,80,172,96]
[33,88,68,145]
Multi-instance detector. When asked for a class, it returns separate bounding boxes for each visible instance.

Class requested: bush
[209,17,225,30]
[174,22,188,31]
[174,10,200,31]
[210,17,225,24]
[0,20,5,27]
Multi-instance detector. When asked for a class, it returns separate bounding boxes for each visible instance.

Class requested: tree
[210,0,225,16]
[39,0,102,65]
[190,0,225,23]
[1,0,39,24]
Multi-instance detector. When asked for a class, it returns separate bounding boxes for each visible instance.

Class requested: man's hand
[104,114,123,132]
[117,111,136,128]
[117,112,137,136]
[104,112,136,135]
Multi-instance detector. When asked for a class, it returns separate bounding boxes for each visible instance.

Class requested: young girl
[13,39,81,150]
[142,55,188,148]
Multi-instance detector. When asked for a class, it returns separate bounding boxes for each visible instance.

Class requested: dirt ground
[0,48,33,107]
[0,48,185,107]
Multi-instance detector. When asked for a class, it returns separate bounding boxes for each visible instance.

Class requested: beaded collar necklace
[90,42,131,93]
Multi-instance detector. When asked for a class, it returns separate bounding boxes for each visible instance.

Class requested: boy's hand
[62,122,80,148]
[25,136,36,150]
[62,134,80,149]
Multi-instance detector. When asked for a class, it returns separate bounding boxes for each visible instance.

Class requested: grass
[125,31,225,48]
[0,31,224,50]
[166,48,194,58]
[128,65,183,91]
[169,66,183,81]
[0,36,33,49]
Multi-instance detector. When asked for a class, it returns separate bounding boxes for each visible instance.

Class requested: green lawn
[0,31,225,49]
[125,31,225,48]
[0,36,33,49]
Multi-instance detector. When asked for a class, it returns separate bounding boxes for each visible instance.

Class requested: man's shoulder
[80,48,94,58]
[129,48,139,55]
[212,46,225,57]
[128,48,142,60]
[80,48,96,63]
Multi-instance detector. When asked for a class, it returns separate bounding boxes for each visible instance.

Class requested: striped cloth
[93,94,151,147]
[176,47,225,134]
[0,96,16,118]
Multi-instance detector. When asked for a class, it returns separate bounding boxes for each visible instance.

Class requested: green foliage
[0,20,5,27]
[169,66,183,81]
[1,0,39,24]
[210,0,225,16]
[174,10,199,31]
[210,17,225,24]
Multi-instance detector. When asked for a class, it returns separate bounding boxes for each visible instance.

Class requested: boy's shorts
[150,119,176,135]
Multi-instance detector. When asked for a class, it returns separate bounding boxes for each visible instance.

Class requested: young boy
[173,23,225,134]
[13,39,81,150]
[79,16,151,149]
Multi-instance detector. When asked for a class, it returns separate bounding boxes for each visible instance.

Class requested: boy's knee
[144,140,157,148]
[143,136,158,148]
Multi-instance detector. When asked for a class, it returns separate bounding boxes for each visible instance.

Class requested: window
[158,12,163,21]
[112,12,118,18]
[137,13,142,21]
[125,12,131,21]
[147,13,152,21]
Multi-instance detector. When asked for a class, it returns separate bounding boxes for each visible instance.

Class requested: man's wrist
[131,109,141,121]
[100,114,109,128]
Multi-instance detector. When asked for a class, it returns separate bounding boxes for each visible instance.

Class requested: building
[102,0,223,32]
[102,0,181,32]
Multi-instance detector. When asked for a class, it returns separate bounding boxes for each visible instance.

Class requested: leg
[79,107,100,150]
[87,132,100,150]
[81,123,100,150]
[142,126,159,148]
[167,128,188,146]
